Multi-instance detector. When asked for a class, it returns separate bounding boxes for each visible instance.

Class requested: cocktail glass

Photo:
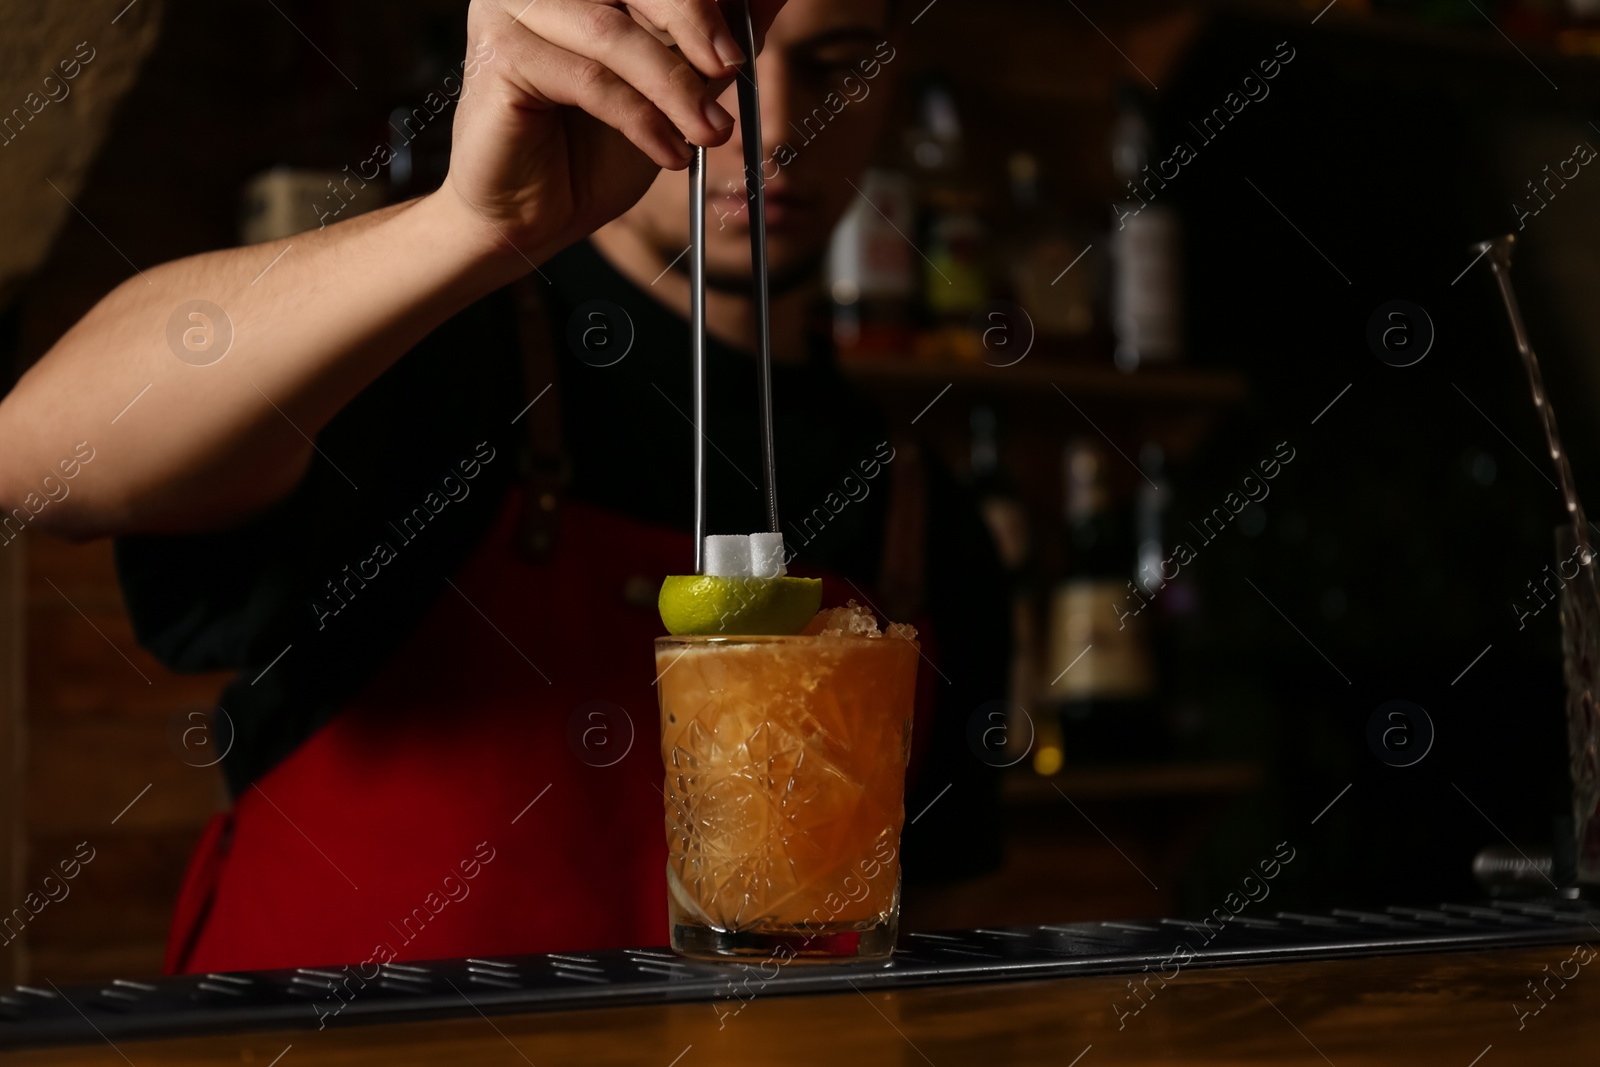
[656,626,919,961]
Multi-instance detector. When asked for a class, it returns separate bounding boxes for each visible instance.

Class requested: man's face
[626,0,898,290]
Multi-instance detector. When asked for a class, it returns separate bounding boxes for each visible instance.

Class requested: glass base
[669,917,898,963]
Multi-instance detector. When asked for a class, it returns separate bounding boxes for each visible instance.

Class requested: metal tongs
[690,0,779,575]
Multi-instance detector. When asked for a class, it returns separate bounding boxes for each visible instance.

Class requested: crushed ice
[802,599,917,640]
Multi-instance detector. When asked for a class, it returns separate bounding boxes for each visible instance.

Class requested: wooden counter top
[11,943,1594,1066]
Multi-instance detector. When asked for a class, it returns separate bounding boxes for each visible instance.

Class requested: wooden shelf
[840,354,1249,407]
[840,348,1248,491]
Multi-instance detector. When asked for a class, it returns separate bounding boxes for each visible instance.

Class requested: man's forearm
[0,190,536,539]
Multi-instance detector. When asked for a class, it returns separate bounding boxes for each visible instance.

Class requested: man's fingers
[508,0,735,148]
[513,31,695,169]
[626,0,746,76]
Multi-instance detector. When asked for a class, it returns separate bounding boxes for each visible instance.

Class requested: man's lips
[713,188,812,229]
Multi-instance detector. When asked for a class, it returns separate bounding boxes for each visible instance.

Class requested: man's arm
[0,195,526,539]
[0,0,779,541]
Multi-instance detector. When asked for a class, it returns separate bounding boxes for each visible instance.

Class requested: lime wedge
[658,575,823,636]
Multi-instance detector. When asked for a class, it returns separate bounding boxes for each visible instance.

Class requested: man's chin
[699,252,827,298]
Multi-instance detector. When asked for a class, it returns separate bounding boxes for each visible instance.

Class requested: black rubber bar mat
[4,898,1596,1049]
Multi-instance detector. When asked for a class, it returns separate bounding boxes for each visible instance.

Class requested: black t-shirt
[116,240,1009,882]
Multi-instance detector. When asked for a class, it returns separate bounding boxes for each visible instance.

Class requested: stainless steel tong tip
[689,0,780,575]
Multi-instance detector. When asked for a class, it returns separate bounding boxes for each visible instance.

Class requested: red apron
[165,490,936,974]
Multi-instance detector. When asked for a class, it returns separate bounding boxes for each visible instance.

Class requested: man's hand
[441,0,785,261]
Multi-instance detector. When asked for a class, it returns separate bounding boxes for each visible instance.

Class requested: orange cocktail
[655,615,918,961]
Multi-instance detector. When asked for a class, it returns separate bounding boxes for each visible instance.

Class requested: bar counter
[6,900,1596,1064]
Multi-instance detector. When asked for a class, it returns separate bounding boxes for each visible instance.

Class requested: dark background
[1167,11,1596,912]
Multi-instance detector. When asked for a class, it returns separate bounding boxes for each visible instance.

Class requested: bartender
[0,0,1008,972]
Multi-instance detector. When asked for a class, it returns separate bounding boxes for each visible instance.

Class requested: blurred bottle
[386,12,463,202]
[970,406,1031,574]
[1134,442,1170,603]
[239,31,376,244]
[1555,0,1600,54]
[994,151,1097,342]
[908,77,987,349]
[1109,84,1183,372]
[1136,443,1193,749]
[1040,440,1160,768]
[239,166,387,245]
[969,407,1038,756]
[825,168,917,355]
